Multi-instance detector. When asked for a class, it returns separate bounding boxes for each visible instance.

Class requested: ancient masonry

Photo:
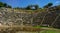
[0,8,35,26]
[0,7,60,27]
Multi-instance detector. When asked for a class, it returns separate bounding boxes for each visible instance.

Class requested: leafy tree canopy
[44,3,53,8]
[0,2,12,8]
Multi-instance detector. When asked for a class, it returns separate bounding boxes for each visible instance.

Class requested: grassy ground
[0,25,60,33]
[40,30,60,33]
[33,25,48,28]
[16,29,60,33]
[33,26,60,33]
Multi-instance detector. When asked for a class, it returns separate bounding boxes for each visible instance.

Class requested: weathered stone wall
[0,8,33,26]
[0,7,60,28]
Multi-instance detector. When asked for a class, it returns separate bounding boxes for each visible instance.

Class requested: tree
[35,5,39,10]
[7,5,11,8]
[26,5,39,10]
[0,2,4,7]
[0,2,12,8]
[26,6,31,10]
[4,3,7,7]
[44,3,53,8]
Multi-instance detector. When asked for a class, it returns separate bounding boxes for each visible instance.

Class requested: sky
[0,0,60,8]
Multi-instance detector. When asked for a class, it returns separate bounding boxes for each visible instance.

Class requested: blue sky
[0,0,60,8]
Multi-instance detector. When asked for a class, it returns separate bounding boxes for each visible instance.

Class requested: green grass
[33,26,60,33]
[33,26,41,28]
[33,26,48,28]
[40,30,60,33]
